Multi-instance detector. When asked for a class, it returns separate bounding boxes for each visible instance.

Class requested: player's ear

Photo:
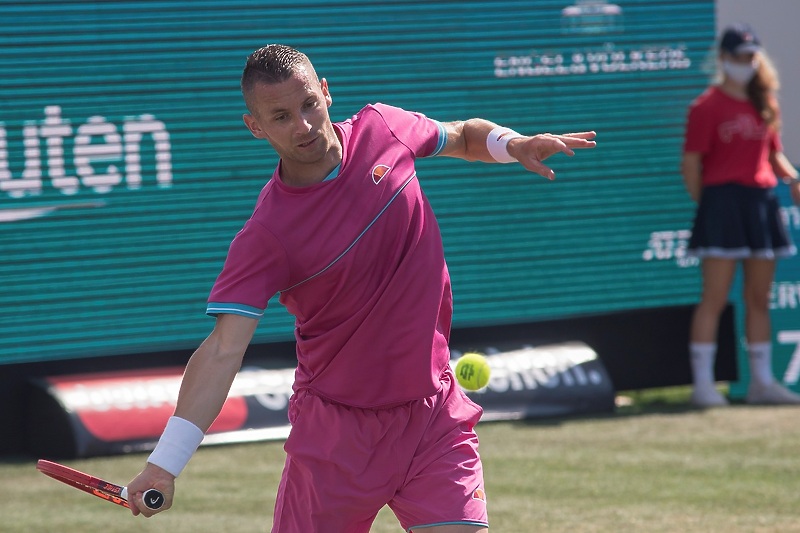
[243,113,269,140]
[321,78,332,107]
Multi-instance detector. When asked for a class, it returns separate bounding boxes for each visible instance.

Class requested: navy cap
[720,23,761,55]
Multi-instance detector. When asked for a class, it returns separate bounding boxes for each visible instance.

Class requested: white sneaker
[746,382,800,405]
[690,387,729,408]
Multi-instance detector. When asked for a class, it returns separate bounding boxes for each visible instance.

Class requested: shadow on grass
[515,384,740,427]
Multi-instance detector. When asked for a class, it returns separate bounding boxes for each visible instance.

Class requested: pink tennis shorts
[271,367,488,532]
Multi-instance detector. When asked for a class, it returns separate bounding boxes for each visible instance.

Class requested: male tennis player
[126,44,596,532]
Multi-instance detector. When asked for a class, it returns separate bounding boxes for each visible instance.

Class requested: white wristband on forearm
[147,416,204,478]
[486,127,523,163]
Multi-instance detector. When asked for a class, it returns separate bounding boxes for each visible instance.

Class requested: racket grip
[121,487,166,510]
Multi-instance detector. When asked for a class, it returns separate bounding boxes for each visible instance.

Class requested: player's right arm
[127,313,259,517]
[173,313,258,430]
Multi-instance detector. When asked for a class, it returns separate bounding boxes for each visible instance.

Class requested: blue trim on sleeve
[206,302,264,319]
[427,120,447,157]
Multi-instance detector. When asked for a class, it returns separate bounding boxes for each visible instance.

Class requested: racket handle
[121,487,166,510]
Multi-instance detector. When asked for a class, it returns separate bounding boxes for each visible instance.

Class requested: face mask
[722,59,758,85]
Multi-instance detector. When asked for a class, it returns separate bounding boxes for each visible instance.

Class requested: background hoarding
[716,0,800,396]
[729,186,800,397]
[1,0,716,365]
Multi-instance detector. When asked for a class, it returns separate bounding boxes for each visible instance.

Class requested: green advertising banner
[729,185,800,397]
[1,0,715,365]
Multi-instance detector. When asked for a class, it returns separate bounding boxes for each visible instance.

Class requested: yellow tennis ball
[455,352,491,391]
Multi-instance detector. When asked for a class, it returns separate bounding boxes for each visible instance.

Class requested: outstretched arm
[437,118,596,180]
[125,313,258,518]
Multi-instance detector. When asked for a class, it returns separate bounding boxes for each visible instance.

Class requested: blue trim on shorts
[206,302,264,319]
[407,521,489,532]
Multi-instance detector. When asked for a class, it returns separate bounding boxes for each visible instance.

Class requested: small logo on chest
[718,114,766,143]
[371,164,392,184]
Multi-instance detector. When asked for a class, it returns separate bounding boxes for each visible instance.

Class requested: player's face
[243,66,338,179]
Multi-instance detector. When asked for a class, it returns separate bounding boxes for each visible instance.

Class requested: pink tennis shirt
[208,103,451,408]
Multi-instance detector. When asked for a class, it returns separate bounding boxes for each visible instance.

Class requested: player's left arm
[769,150,800,205]
[437,118,596,180]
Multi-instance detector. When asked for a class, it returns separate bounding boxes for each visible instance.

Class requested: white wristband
[486,127,523,163]
[147,416,204,478]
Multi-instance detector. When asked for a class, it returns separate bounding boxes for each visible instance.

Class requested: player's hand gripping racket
[36,459,165,510]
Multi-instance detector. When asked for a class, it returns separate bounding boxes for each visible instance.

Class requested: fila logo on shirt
[718,114,766,143]
[371,164,392,184]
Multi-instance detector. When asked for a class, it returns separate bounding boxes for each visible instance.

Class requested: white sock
[690,342,717,389]
[748,342,775,387]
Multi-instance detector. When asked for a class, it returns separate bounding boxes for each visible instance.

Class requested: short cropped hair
[241,44,316,110]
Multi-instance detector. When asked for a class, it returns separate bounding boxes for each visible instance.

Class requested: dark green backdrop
[0,0,715,364]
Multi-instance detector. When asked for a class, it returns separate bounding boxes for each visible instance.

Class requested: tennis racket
[36,459,165,510]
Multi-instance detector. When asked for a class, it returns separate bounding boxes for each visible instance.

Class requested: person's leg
[391,369,488,532]
[689,257,737,407]
[743,257,775,386]
[742,258,800,404]
[742,257,774,345]
[271,391,394,533]
[691,258,738,342]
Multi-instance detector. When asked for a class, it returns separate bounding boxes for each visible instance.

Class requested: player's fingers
[529,134,572,157]
[133,490,169,518]
[134,493,154,518]
[525,159,556,181]
[562,131,597,140]
[549,137,574,157]
[562,139,596,149]
[558,132,597,148]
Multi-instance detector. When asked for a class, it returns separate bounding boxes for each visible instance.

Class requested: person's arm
[770,150,800,205]
[437,119,596,180]
[681,151,703,203]
[126,313,259,517]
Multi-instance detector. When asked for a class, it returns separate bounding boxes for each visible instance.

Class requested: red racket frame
[36,459,164,510]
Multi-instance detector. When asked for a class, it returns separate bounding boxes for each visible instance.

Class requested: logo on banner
[779,331,800,386]
[450,343,607,394]
[493,2,690,79]
[47,367,247,441]
[0,105,173,222]
[641,229,696,267]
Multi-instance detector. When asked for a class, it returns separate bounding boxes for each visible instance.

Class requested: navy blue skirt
[687,183,796,259]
